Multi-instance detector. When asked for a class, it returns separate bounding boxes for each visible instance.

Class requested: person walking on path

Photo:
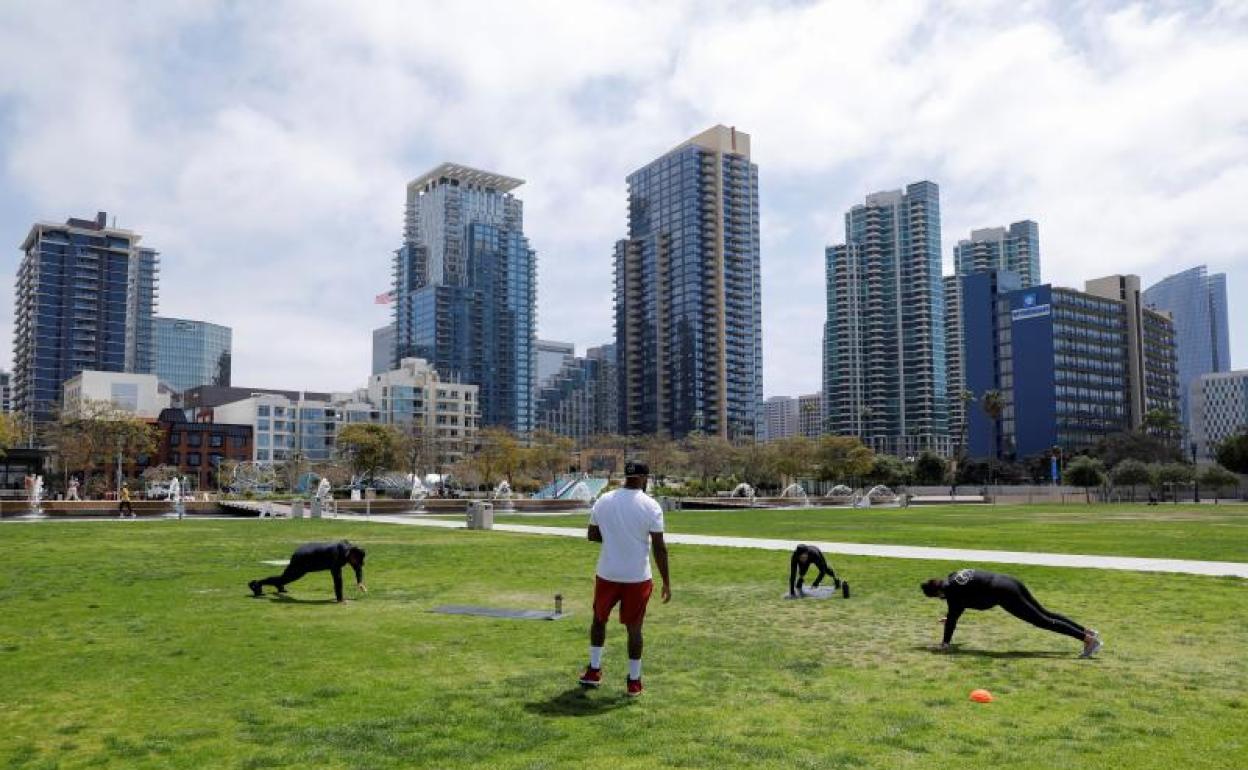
[249,541,367,602]
[789,544,841,597]
[579,462,671,697]
[118,484,135,518]
[920,568,1101,657]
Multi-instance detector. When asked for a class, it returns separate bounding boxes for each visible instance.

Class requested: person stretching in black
[789,544,841,597]
[920,568,1101,657]
[250,541,367,602]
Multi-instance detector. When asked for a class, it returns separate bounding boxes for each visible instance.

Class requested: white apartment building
[213,392,377,463]
[367,357,478,464]
[62,370,171,419]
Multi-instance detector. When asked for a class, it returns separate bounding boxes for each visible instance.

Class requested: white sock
[589,646,604,669]
[629,659,642,680]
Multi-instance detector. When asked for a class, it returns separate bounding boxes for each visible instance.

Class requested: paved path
[364,515,1248,578]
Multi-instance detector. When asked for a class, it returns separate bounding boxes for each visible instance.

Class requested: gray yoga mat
[431,604,568,621]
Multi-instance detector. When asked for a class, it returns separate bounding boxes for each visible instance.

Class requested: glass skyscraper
[954,221,1040,288]
[154,317,232,393]
[392,163,536,434]
[14,211,159,422]
[824,182,949,457]
[1142,265,1231,434]
[614,125,762,440]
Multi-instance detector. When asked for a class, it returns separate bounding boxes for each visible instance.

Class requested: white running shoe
[1080,633,1103,658]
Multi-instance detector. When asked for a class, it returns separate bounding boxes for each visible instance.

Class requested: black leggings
[996,578,1087,641]
[257,564,308,591]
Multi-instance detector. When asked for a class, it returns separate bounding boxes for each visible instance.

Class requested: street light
[1191,441,1200,503]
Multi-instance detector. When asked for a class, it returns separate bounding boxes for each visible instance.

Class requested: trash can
[310,497,322,519]
[467,501,494,530]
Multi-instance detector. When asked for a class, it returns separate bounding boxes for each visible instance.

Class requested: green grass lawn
[1,520,1245,769]
[482,503,1248,562]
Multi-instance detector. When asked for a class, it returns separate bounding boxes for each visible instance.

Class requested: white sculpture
[316,477,332,501]
[167,477,181,501]
[32,476,44,507]
[492,480,512,500]
[409,475,428,501]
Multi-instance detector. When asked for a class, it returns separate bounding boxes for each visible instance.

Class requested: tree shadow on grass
[525,687,633,717]
[909,645,1069,659]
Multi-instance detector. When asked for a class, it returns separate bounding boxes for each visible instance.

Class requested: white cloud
[0,0,1244,401]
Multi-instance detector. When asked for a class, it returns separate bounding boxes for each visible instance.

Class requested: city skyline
[0,2,1246,400]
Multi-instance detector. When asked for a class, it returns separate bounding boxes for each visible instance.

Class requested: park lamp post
[1191,442,1200,503]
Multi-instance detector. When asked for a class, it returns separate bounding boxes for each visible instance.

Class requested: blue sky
[1,0,1245,398]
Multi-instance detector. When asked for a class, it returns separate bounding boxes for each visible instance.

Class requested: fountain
[312,477,335,518]
[20,474,46,518]
[730,482,754,499]
[853,485,900,509]
[166,476,185,519]
[564,480,595,502]
[779,482,812,507]
[491,480,515,512]
[830,484,853,497]
[408,474,428,512]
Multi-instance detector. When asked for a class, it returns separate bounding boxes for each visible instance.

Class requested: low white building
[368,357,478,465]
[1190,370,1248,461]
[213,392,378,464]
[62,371,171,419]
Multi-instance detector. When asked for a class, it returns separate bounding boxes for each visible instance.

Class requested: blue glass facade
[965,276,1177,460]
[14,212,159,422]
[823,182,949,456]
[615,126,762,439]
[393,164,536,434]
[154,317,232,393]
[1142,265,1231,434]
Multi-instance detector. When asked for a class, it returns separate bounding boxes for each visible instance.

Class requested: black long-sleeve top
[789,544,837,595]
[291,541,364,601]
[940,568,1008,645]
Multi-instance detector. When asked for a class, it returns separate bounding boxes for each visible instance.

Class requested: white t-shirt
[590,488,664,583]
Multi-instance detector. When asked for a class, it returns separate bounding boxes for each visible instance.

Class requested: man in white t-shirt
[578,461,670,697]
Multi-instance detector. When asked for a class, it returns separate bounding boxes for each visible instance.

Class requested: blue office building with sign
[964,271,1177,461]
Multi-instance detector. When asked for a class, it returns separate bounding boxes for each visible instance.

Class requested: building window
[231,436,246,449]
[188,453,201,467]
[187,432,203,448]
[169,432,182,446]
[171,451,180,465]
[258,405,270,416]
[210,434,223,448]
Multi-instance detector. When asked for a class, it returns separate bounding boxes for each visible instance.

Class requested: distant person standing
[118,484,135,518]
[579,462,671,697]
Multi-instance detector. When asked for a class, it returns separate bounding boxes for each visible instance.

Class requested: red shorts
[593,576,654,626]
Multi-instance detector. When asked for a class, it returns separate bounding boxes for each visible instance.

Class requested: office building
[534,343,619,442]
[963,272,1178,459]
[156,408,253,491]
[14,211,159,421]
[1142,266,1231,433]
[371,324,395,376]
[367,357,479,466]
[954,221,1040,287]
[1190,370,1248,461]
[62,370,172,419]
[760,396,799,441]
[392,163,536,434]
[154,317,231,393]
[535,339,575,392]
[824,181,949,456]
[615,125,762,440]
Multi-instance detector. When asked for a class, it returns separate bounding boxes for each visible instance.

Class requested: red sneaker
[626,677,643,697]
[578,667,602,688]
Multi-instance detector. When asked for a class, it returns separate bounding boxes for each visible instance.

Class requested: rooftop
[407,163,524,194]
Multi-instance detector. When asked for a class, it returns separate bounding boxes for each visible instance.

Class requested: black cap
[624,461,650,477]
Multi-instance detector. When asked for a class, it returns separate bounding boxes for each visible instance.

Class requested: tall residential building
[14,211,159,422]
[823,181,949,457]
[1142,266,1231,434]
[154,317,231,393]
[954,221,1040,287]
[760,396,799,442]
[392,163,536,434]
[371,324,396,376]
[0,371,10,413]
[1190,370,1248,460]
[614,125,762,440]
[943,275,966,452]
[797,392,823,439]
[963,271,1178,459]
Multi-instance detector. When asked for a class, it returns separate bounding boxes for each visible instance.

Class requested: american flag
[375,291,395,304]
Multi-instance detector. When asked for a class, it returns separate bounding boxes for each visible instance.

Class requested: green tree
[913,451,947,485]
[1110,458,1151,501]
[814,435,874,483]
[1091,431,1182,467]
[684,433,734,488]
[636,433,683,487]
[1065,455,1105,503]
[473,427,524,487]
[1142,408,1181,448]
[1198,464,1240,499]
[1215,432,1248,475]
[1151,462,1194,502]
[529,430,575,486]
[731,440,779,491]
[0,412,24,455]
[865,454,913,488]
[336,424,401,484]
[46,400,160,495]
[771,436,816,487]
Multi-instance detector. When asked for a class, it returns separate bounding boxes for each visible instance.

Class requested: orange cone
[970,689,994,703]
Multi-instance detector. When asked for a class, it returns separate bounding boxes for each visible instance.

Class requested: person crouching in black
[250,541,366,602]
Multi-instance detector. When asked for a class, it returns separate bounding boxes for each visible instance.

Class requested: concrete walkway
[364,515,1248,578]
